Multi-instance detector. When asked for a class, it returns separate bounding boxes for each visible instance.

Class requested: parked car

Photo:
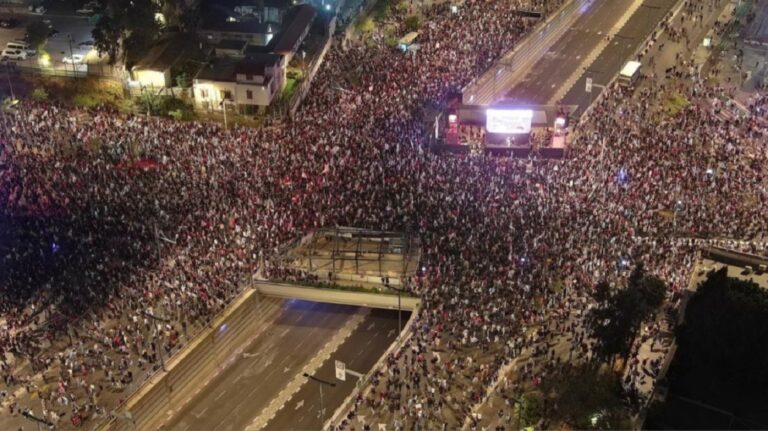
[1,49,27,61]
[28,5,46,14]
[62,54,84,64]
[76,2,98,15]
[78,40,95,49]
[0,19,20,29]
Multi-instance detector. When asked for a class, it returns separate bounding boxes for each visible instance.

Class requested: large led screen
[486,109,534,134]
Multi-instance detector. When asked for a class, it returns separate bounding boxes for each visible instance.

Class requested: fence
[287,34,334,117]
[7,63,125,83]
[100,288,266,431]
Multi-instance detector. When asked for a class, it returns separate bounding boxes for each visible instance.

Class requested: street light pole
[222,100,228,130]
[143,308,170,372]
[303,372,336,422]
[388,285,404,338]
[67,33,76,77]
[5,61,15,100]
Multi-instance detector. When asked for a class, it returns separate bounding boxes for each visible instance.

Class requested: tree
[648,268,768,429]
[542,364,630,430]
[92,0,161,66]
[25,21,50,49]
[91,14,122,64]
[404,15,420,32]
[590,264,667,362]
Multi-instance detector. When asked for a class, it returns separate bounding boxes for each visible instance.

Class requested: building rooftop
[272,4,316,54]
[217,39,248,51]
[202,18,280,35]
[133,34,195,72]
[196,54,281,82]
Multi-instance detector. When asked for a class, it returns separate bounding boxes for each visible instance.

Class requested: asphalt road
[164,301,403,431]
[561,0,677,109]
[265,308,407,431]
[504,0,638,104]
[497,0,676,110]
[0,10,95,70]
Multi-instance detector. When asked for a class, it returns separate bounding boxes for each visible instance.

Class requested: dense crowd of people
[0,0,766,429]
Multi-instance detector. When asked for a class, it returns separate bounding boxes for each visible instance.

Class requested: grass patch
[282,78,298,100]
[404,15,420,31]
[372,0,394,20]
[28,76,127,109]
[356,16,375,33]
[664,92,690,117]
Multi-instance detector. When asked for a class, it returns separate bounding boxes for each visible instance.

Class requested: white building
[193,53,284,112]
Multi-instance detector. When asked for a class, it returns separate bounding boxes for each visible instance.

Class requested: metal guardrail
[93,284,257,431]
[253,280,420,310]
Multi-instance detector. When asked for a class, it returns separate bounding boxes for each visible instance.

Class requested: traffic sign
[335,360,346,381]
[585,77,593,93]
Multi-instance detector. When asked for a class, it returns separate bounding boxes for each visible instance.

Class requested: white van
[6,42,35,56]
[618,60,642,87]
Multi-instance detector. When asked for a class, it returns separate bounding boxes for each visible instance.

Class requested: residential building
[131,34,195,88]
[193,53,284,111]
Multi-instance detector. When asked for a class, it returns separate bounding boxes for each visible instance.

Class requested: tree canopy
[673,268,768,416]
[590,264,667,361]
[543,364,630,430]
[92,0,161,66]
[647,268,768,429]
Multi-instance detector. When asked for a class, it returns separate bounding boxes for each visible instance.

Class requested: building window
[246,90,253,99]
[221,90,233,101]
[200,89,208,99]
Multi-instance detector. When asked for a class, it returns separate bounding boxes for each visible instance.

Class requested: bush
[404,15,420,32]
[31,87,48,102]
[395,0,409,14]
[356,16,375,33]
[25,21,50,49]
[73,94,100,108]
[136,95,196,120]
[384,36,399,48]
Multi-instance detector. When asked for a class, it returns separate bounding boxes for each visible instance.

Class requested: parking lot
[0,7,99,73]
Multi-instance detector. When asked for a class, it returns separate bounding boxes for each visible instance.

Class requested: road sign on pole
[335,360,346,381]
[585,77,593,93]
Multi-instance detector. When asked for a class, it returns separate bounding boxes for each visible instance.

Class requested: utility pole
[388,284,405,338]
[303,372,336,422]
[5,61,15,100]
[67,33,76,77]
[143,310,171,371]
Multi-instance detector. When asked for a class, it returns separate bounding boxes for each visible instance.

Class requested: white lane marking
[215,390,227,401]
[245,310,369,431]
[196,406,209,417]
[366,322,376,331]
